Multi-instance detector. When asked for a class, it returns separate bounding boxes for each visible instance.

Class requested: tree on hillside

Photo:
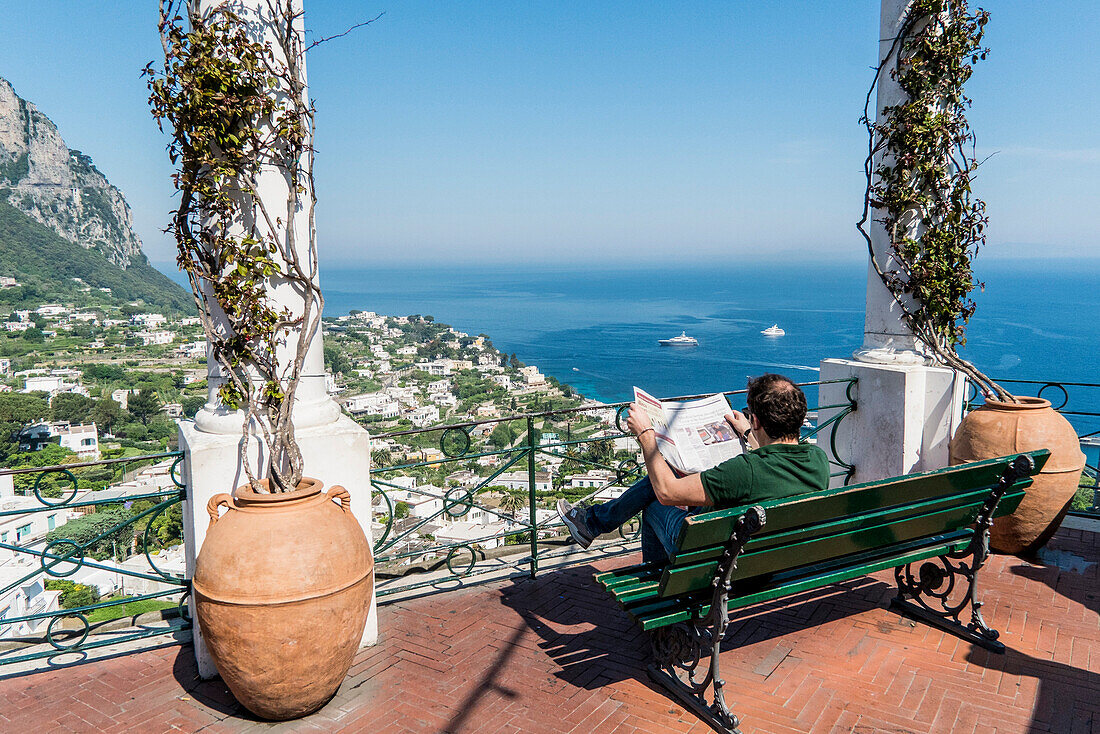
[45,580,100,610]
[21,327,44,343]
[509,353,523,370]
[45,506,131,560]
[6,444,78,494]
[82,364,126,383]
[584,440,614,467]
[51,393,94,424]
[127,389,161,425]
[489,422,515,449]
[371,448,393,468]
[90,398,123,431]
[324,343,351,375]
[181,396,206,418]
[0,392,50,461]
[498,491,525,519]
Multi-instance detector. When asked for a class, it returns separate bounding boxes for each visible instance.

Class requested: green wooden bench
[594,451,1048,734]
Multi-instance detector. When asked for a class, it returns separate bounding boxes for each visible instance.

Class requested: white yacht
[761,324,785,336]
[658,332,698,347]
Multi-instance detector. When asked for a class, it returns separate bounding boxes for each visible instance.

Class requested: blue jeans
[584,475,692,564]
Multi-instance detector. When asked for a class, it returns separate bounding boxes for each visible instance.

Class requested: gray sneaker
[557,499,596,549]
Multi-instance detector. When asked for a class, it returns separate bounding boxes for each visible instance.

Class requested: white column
[819,0,964,484]
[177,0,376,681]
[855,0,929,366]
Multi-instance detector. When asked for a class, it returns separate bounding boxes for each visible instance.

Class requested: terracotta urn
[193,478,373,720]
[949,397,1085,556]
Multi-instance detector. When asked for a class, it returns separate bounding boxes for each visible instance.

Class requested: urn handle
[206,493,234,528]
[327,485,351,512]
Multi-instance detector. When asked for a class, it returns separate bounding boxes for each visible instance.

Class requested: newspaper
[632,387,743,475]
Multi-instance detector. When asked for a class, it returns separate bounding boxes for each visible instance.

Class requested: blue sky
[1,2,1097,265]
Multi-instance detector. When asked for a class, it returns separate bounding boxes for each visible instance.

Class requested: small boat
[761,324,785,336]
[659,332,698,347]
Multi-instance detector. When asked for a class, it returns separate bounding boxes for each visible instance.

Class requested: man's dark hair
[746,374,807,441]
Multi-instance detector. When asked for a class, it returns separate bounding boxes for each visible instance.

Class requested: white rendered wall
[180,0,375,680]
[818,359,966,488]
[822,0,965,484]
[856,0,929,365]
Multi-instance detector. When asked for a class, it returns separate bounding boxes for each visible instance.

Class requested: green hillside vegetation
[0,198,190,313]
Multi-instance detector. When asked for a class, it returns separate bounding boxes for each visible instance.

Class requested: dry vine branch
[857,0,1011,401]
[147,0,368,491]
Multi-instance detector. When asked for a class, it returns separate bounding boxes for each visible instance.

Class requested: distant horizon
[150,250,1100,276]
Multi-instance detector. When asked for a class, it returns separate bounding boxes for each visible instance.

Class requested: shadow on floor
[498,562,896,693]
[171,644,252,721]
[979,549,1100,734]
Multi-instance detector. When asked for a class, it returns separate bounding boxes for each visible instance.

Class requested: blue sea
[161,259,1100,464]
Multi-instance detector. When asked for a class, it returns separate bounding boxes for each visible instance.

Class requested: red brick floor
[0,525,1096,733]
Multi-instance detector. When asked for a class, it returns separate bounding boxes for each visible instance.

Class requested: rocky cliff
[0,75,144,269]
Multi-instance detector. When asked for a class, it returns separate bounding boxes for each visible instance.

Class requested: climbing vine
[859,0,1010,400]
[145,0,323,491]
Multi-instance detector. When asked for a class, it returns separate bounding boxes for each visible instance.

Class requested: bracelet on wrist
[637,427,655,440]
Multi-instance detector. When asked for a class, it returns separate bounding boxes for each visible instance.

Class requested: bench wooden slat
[657,488,1024,598]
[594,562,662,592]
[626,530,973,630]
[606,480,1014,607]
[668,480,1029,569]
[676,452,1049,554]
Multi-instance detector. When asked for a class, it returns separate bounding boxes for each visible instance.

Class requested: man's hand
[725,410,751,438]
[626,402,654,438]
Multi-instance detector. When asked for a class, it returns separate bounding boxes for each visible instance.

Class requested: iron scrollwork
[647,505,766,734]
[891,454,1035,653]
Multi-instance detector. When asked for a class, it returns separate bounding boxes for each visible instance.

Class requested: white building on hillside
[0,564,62,639]
[430,392,458,408]
[0,493,74,564]
[567,470,617,490]
[23,375,65,394]
[135,330,175,346]
[130,313,167,328]
[35,305,69,318]
[409,405,440,428]
[415,360,451,377]
[111,388,133,410]
[343,392,401,418]
[493,471,553,493]
[519,365,545,386]
[56,423,100,459]
[177,340,207,358]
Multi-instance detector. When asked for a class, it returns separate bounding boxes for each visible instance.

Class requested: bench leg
[890,554,1004,653]
[891,455,1035,654]
[644,506,766,734]
[648,623,742,734]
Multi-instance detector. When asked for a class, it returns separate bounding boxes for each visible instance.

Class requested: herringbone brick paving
[0,525,1095,733]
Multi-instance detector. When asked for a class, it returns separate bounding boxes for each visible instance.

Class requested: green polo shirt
[699,443,830,508]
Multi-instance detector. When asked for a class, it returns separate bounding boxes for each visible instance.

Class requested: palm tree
[498,491,525,519]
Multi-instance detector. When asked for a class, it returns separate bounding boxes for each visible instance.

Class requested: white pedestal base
[818,358,966,488]
[179,413,377,680]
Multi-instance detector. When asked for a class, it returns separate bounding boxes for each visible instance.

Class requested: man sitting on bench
[557,373,830,561]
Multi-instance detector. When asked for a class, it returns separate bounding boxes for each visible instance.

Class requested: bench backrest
[658,451,1049,599]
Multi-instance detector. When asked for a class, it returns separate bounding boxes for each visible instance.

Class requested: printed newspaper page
[633,387,743,474]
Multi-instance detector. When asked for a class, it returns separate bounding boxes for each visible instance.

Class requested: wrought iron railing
[367,380,857,600]
[965,379,1100,516]
[0,452,189,666]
